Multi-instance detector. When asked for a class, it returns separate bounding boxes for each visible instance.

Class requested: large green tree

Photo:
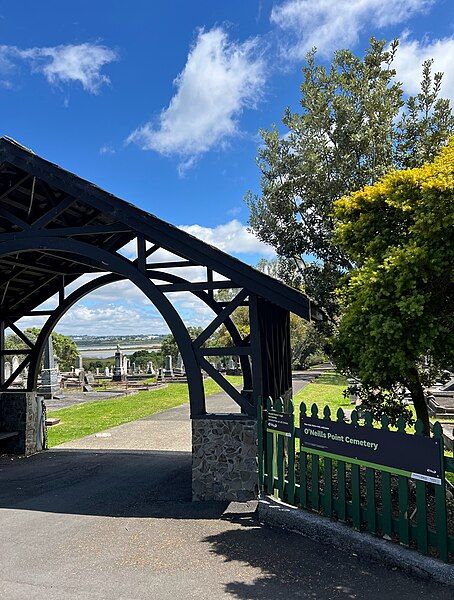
[5,328,78,371]
[247,39,454,320]
[333,141,454,434]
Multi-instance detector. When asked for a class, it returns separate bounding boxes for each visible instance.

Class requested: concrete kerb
[258,496,454,587]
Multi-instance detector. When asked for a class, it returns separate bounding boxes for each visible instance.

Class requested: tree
[247,38,454,320]
[160,327,203,363]
[290,317,326,369]
[5,328,78,371]
[129,349,160,364]
[211,277,326,368]
[332,140,454,434]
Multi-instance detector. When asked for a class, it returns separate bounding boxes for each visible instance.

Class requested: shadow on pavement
[0,448,227,520]
[204,512,452,600]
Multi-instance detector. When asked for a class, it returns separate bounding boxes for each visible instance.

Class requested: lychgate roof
[0,136,322,321]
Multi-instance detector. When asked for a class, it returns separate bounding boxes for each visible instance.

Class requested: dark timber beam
[137,235,147,273]
[0,206,29,230]
[0,223,130,241]
[0,174,30,202]
[198,356,254,415]
[7,310,54,318]
[5,320,34,348]
[2,355,31,390]
[158,281,236,293]
[30,196,76,229]
[147,260,196,269]
[249,294,263,404]
[193,289,248,348]
[198,347,251,356]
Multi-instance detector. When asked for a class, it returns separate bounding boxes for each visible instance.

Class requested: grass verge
[47,376,242,447]
[294,372,349,418]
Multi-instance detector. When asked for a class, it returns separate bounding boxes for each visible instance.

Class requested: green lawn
[294,372,349,417]
[47,376,243,447]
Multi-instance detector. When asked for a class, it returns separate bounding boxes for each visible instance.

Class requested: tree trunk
[406,368,430,436]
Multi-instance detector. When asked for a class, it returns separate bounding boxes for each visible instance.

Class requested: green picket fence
[257,397,454,563]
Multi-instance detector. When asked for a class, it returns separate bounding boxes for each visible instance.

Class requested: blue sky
[3,0,453,336]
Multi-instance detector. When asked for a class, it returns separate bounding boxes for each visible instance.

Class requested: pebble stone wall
[0,391,40,455]
[192,417,258,502]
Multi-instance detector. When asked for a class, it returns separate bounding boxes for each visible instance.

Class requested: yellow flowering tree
[333,140,454,434]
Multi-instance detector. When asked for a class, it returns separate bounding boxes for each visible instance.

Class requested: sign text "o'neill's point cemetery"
[299,416,443,485]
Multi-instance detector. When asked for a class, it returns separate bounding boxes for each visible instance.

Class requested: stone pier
[0,391,42,455]
[192,416,258,502]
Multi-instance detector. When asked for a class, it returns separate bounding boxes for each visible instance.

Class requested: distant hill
[72,334,166,348]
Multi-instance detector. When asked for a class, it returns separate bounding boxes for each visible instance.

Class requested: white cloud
[270,0,433,59]
[119,220,275,261]
[99,144,116,155]
[57,305,169,336]
[393,35,454,102]
[127,27,265,168]
[179,220,275,257]
[0,42,117,93]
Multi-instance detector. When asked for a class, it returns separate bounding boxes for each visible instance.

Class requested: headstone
[105,366,110,377]
[12,355,20,373]
[40,336,59,398]
[147,361,156,376]
[174,353,184,376]
[83,372,95,392]
[11,355,23,385]
[4,361,11,382]
[442,377,454,391]
[226,356,239,376]
[74,354,84,375]
[113,344,125,381]
[96,367,100,376]
[122,355,129,376]
[163,355,173,378]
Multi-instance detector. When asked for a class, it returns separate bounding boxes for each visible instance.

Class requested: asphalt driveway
[0,389,450,599]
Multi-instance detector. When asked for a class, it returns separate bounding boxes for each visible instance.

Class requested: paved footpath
[0,385,451,599]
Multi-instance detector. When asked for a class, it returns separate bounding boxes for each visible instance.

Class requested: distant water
[78,345,161,359]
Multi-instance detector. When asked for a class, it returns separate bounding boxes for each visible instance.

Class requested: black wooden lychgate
[0,137,323,417]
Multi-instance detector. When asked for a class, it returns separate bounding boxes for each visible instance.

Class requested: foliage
[246,38,454,320]
[210,282,325,368]
[5,327,78,371]
[160,326,203,362]
[290,316,326,369]
[333,140,454,434]
[209,288,250,352]
[128,349,161,366]
[342,385,414,427]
